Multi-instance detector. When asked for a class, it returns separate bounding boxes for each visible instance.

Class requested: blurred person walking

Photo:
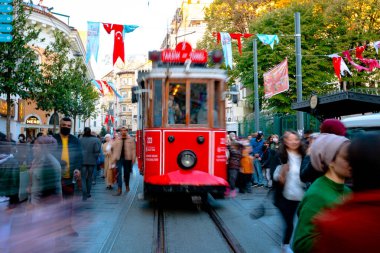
[313,133,380,253]
[102,134,115,190]
[292,134,352,253]
[112,127,136,196]
[29,136,62,206]
[79,127,101,201]
[273,131,306,253]
[0,137,19,209]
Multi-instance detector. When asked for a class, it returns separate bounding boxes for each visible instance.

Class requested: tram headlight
[177,150,197,170]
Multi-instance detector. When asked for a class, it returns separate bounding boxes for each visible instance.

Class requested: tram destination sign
[161,42,208,64]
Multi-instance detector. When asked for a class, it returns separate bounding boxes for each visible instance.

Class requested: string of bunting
[214,32,280,69]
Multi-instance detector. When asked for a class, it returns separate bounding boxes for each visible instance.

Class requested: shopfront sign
[26,116,40,125]
[0,99,14,117]
[18,99,25,122]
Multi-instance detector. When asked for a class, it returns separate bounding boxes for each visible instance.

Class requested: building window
[122,119,126,126]
[93,121,96,127]
[122,105,127,112]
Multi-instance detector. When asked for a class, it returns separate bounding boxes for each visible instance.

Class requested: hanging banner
[107,81,122,98]
[374,41,380,54]
[257,34,279,49]
[86,21,100,63]
[91,79,104,95]
[263,58,289,98]
[220,32,233,69]
[103,23,125,65]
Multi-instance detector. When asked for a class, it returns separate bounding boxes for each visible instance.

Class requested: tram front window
[190,83,208,124]
[168,83,186,124]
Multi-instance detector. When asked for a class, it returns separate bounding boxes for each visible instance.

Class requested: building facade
[0,3,95,139]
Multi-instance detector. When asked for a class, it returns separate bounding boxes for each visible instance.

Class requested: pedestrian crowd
[225,118,380,253]
[0,117,136,252]
[225,130,281,198]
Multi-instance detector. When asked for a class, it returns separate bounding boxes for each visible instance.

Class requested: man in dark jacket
[79,127,101,201]
[53,117,83,197]
[53,117,82,236]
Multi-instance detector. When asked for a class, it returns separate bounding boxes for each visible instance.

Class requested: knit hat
[320,119,346,136]
[310,133,350,172]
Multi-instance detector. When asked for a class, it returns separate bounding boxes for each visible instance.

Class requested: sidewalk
[1,167,283,253]
[0,165,139,253]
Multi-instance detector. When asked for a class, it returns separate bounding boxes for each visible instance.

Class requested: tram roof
[137,66,227,81]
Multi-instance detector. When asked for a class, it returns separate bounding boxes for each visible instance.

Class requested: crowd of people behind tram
[225,119,380,253]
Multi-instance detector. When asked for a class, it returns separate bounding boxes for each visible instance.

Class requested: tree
[66,58,99,134]
[0,0,42,140]
[33,30,77,133]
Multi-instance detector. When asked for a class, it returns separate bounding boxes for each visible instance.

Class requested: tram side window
[153,80,162,127]
[168,83,186,124]
[214,81,220,127]
[190,83,208,124]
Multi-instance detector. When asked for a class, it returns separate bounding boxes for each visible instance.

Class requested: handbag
[97,152,105,165]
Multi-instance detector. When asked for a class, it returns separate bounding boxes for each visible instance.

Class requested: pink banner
[263,58,289,98]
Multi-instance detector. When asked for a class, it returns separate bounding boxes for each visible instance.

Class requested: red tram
[133,42,229,198]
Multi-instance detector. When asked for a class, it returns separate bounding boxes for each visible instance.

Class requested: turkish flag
[103,23,125,65]
[332,57,342,80]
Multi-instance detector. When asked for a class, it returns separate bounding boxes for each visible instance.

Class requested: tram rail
[153,195,246,253]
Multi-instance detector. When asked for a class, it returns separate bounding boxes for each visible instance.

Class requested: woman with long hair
[102,134,115,190]
[273,130,306,253]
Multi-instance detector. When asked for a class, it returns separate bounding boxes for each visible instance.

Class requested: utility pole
[295,12,304,132]
[253,39,260,132]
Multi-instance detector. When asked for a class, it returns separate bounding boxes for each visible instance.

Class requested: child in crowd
[239,145,254,193]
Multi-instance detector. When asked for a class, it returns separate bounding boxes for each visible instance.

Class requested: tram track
[153,204,167,253]
[153,195,246,253]
[203,201,246,253]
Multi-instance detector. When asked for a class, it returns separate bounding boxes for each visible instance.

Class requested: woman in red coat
[313,133,380,253]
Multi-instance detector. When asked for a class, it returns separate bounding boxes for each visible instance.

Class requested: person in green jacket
[292,133,352,253]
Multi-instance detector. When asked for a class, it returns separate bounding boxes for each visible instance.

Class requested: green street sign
[0,5,13,13]
[0,15,12,23]
[0,34,12,42]
[0,0,12,3]
[0,24,12,32]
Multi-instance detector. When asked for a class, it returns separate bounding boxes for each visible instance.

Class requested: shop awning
[291,91,380,119]
[20,124,55,129]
